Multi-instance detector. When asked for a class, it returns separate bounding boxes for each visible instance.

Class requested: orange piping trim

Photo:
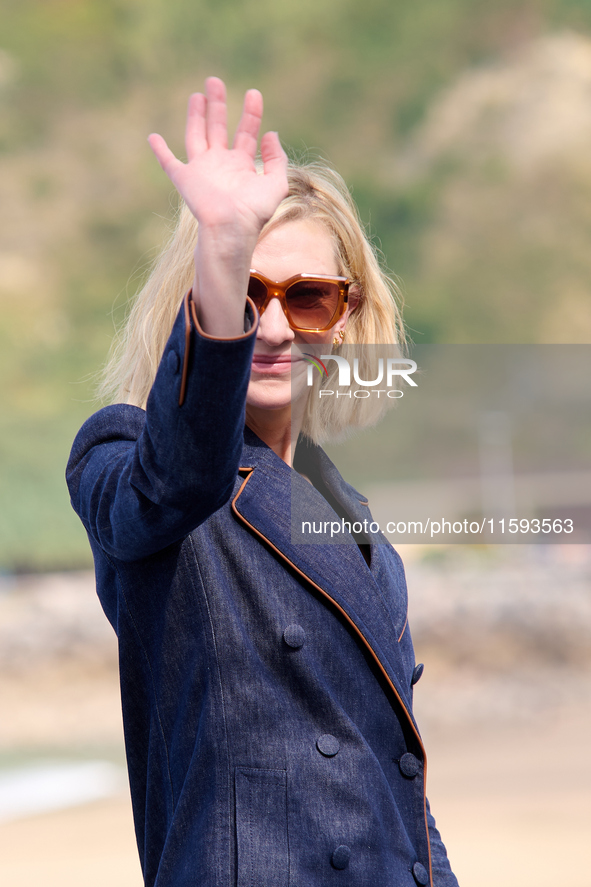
[189,294,259,341]
[179,290,192,406]
[232,468,433,886]
[397,612,408,644]
[178,292,259,407]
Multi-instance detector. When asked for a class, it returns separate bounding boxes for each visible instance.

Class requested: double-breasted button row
[316,737,349,871]
[282,624,416,878]
[412,861,429,885]
[398,752,421,779]
[283,629,340,757]
[314,728,348,870]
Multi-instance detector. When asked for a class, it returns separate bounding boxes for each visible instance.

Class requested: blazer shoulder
[71,402,145,448]
[67,403,145,476]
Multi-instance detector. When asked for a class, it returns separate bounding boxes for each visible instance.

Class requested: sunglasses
[247,270,350,332]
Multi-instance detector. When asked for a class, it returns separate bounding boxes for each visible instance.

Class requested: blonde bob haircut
[99,159,405,443]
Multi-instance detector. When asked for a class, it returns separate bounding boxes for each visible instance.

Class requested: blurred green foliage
[1,0,591,569]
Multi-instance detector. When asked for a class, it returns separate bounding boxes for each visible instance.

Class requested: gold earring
[332,330,345,346]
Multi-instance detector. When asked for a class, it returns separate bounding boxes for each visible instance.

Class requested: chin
[246,378,307,413]
[246,380,291,412]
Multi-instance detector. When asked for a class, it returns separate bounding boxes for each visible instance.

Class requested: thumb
[148,133,183,179]
[260,131,288,182]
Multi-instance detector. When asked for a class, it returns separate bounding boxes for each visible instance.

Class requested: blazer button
[317,734,340,757]
[411,663,424,685]
[331,845,351,870]
[399,752,421,778]
[283,624,306,649]
[167,349,180,374]
[412,861,430,885]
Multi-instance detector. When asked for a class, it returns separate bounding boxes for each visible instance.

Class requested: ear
[332,286,360,335]
[338,284,360,326]
[346,285,361,315]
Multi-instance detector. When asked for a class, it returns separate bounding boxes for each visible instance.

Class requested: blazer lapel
[232,430,417,729]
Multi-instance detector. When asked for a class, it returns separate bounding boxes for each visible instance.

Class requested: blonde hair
[99,159,405,442]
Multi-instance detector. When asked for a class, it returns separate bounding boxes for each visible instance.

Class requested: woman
[67,77,458,887]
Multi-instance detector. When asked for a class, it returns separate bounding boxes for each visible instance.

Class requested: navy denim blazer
[67,299,458,887]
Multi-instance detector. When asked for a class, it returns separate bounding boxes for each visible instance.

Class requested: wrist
[194,219,260,263]
[191,240,255,338]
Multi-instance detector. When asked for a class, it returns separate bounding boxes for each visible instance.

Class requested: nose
[257,296,295,345]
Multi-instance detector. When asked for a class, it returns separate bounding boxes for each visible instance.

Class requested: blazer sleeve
[426,798,460,887]
[66,296,258,562]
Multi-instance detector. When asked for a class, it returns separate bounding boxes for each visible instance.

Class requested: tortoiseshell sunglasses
[247,271,350,332]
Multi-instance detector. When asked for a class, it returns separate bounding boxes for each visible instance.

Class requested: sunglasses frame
[248,270,350,332]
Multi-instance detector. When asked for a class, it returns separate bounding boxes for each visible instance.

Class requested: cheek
[295,329,335,348]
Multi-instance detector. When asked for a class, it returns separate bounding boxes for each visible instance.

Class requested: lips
[250,354,299,374]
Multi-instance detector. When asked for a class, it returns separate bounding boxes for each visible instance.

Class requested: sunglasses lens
[247,276,268,311]
[286,280,340,330]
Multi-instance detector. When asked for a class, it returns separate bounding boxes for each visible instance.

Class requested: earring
[332,330,345,346]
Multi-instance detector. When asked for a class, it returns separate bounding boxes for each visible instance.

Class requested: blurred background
[0,1,590,884]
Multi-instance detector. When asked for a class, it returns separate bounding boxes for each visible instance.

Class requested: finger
[205,76,228,149]
[148,133,183,179]
[260,131,288,179]
[185,92,207,159]
[233,88,263,157]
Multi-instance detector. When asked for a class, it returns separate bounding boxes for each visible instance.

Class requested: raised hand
[148,78,289,337]
[149,77,288,241]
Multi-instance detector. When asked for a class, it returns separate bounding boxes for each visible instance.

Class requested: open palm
[149,77,288,237]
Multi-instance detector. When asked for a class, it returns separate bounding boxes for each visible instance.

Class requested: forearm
[191,225,258,338]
